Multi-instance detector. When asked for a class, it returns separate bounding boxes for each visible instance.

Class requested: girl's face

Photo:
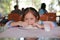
[24,12,36,25]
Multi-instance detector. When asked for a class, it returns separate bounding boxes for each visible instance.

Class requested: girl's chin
[28,23,34,25]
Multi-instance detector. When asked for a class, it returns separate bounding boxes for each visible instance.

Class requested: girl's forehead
[25,12,35,18]
[26,10,34,14]
[26,12,33,15]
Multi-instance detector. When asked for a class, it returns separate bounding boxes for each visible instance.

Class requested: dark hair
[14,5,18,9]
[21,7,40,21]
[41,3,46,10]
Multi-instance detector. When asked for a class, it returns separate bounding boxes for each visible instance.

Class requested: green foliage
[33,0,41,10]
[0,0,12,15]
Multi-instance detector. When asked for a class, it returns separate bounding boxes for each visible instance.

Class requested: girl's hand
[18,21,28,27]
[22,22,28,27]
[32,23,44,29]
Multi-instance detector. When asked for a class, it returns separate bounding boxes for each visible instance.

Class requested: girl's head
[41,3,46,9]
[21,7,40,25]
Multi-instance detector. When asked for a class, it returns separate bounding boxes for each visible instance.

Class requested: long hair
[41,3,46,10]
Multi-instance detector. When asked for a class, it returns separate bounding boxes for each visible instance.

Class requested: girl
[39,3,47,16]
[5,7,56,29]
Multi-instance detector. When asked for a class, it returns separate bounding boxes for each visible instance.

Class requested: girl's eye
[25,18,28,20]
[30,18,33,20]
[25,18,34,20]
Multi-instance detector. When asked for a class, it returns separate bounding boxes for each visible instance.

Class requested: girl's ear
[37,16,39,20]
[35,16,39,22]
[35,19,38,22]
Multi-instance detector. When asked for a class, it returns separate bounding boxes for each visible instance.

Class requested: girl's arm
[11,21,28,27]
[10,21,22,27]
[32,23,44,29]
[5,21,28,28]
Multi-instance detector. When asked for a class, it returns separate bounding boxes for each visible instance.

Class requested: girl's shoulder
[37,21,57,27]
[43,21,57,27]
[5,20,14,28]
[39,9,44,12]
[37,20,53,24]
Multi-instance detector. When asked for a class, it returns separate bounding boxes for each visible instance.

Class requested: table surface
[0,27,60,38]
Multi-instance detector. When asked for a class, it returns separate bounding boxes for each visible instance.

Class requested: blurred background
[0,0,60,25]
